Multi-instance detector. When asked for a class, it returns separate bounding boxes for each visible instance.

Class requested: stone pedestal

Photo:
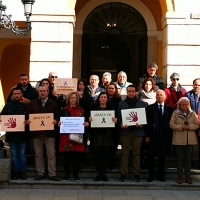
[162,12,200,89]
[0,158,11,182]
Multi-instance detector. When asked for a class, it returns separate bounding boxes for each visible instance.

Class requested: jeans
[9,142,26,172]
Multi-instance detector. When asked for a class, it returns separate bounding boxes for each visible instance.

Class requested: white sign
[121,108,147,126]
[90,110,115,128]
[60,117,84,134]
[0,115,25,132]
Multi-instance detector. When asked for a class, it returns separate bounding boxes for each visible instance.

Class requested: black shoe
[133,175,141,182]
[73,175,80,182]
[157,176,166,182]
[102,171,108,181]
[49,176,60,181]
[120,174,126,182]
[34,175,45,180]
[12,171,19,180]
[147,177,154,182]
[20,171,27,180]
[94,170,102,181]
[62,175,70,182]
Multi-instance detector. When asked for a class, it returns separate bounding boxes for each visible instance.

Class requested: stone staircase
[3,152,200,190]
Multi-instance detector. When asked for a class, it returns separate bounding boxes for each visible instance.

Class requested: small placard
[90,110,115,128]
[60,117,84,134]
[54,78,77,94]
[29,113,54,131]
[121,108,147,126]
[0,115,25,132]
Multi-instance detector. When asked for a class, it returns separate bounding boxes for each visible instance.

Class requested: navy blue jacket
[6,83,38,103]
[117,98,147,137]
[185,90,200,114]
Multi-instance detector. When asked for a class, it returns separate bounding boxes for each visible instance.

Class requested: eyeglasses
[194,84,200,87]
[172,78,179,81]
[51,76,58,78]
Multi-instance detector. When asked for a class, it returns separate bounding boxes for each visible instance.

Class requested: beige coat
[170,110,199,145]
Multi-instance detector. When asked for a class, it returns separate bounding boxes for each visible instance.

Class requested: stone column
[162,12,200,90]
[29,0,76,83]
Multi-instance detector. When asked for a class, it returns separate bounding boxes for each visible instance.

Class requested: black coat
[89,103,115,146]
[1,100,28,143]
[6,83,38,103]
[145,102,173,156]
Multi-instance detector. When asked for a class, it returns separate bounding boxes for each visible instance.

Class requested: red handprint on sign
[129,112,138,122]
[7,118,17,128]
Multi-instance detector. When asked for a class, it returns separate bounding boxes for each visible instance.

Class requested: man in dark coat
[6,74,38,103]
[145,90,173,182]
[26,86,60,181]
[138,62,165,90]
[6,74,38,155]
[117,85,147,182]
[1,87,29,180]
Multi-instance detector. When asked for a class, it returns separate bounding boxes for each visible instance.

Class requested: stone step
[6,177,200,190]
[25,167,200,180]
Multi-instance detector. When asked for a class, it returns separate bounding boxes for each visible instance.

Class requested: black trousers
[94,146,110,170]
[63,151,82,176]
[147,153,165,178]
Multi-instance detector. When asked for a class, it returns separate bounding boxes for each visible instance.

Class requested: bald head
[156,90,165,104]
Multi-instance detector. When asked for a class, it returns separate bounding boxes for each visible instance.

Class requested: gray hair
[37,85,49,92]
[90,74,99,80]
[147,62,158,70]
[170,72,180,79]
[176,97,191,111]
[118,71,127,77]
[102,72,112,78]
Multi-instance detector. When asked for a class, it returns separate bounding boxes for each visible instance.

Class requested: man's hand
[121,124,128,129]
[145,137,150,143]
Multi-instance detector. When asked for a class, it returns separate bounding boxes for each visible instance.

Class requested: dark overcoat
[145,102,173,156]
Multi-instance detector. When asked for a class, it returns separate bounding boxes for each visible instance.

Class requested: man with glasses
[48,72,58,87]
[88,75,105,101]
[101,72,112,88]
[185,78,200,169]
[164,72,187,109]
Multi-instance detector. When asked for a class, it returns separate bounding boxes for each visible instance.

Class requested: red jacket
[164,85,187,109]
[59,105,85,152]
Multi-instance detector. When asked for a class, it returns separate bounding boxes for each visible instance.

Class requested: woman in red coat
[58,92,89,181]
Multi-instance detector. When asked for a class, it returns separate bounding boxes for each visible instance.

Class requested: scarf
[125,96,138,108]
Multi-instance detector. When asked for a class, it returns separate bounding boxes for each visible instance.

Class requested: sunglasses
[172,78,179,81]
[51,76,58,78]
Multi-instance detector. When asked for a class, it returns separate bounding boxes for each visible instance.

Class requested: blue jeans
[9,142,26,172]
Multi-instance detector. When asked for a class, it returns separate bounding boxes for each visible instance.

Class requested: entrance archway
[81,2,147,84]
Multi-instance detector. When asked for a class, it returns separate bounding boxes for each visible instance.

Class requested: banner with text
[29,113,54,131]
[90,110,115,128]
[54,78,77,94]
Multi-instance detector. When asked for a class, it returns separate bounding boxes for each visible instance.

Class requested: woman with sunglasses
[164,73,187,109]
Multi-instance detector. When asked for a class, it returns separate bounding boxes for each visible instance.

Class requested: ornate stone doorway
[81,2,147,85]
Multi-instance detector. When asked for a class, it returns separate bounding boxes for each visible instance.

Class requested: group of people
[1,61,200,185]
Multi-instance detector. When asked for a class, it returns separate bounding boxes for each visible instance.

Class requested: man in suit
[145,90,173,182]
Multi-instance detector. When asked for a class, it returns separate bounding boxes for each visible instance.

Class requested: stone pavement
[0,189,200,200]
